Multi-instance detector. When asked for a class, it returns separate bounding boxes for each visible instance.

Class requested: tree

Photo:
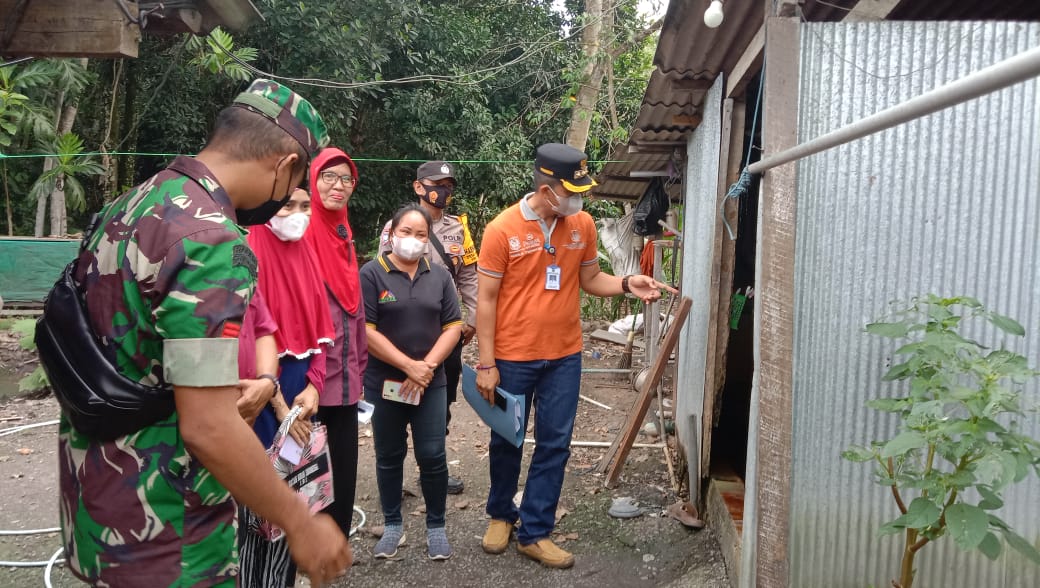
[563,0,662,153]
[29,132,103,236]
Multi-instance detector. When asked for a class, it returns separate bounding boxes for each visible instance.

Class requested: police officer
[380,160,477,494]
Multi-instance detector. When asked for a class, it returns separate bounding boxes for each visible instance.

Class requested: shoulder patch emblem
[378,289,397,303]
[232,244,258,281]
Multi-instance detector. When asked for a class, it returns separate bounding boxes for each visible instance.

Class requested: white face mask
[548,186,584,217]
[392,235,427,261]
[267,212,310,242]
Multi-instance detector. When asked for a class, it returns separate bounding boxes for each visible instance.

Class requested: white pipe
[579,395,612,410]
[524,438,664,449]
[748,44,1040,174]
[0,527,60,535]
[0,420,59,437]
[44,548,63,588]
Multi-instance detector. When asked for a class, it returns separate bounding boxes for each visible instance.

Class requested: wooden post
[599,297,692,487]
[0,0,140,58]
[753,15,800,588]
[701,97,746,472]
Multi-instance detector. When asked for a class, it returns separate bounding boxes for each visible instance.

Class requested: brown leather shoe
[517,538,575,569]
[482,520,513,554]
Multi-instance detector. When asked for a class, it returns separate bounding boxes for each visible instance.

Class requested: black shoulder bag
[34,215,175,440]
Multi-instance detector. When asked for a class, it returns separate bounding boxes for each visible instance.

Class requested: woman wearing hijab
[304,147,368,537]
[240,187,335,588]
[247,187,334,447]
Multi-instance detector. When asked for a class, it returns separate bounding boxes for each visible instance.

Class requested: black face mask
[236,194,290,226]
[420,184,453,209]
[237,155,295,226]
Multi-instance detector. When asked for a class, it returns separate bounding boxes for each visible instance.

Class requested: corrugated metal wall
[791,21,1040,587]
[677,75,724,493]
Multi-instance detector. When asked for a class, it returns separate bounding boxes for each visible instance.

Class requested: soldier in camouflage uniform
[379,160,478,495]
[57,79,351,587]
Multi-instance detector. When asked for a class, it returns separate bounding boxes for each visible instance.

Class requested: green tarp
[0,238,78,303]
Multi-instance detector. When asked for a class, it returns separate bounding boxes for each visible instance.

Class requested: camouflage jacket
[59,156,256,587]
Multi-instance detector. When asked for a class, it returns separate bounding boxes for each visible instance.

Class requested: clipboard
[461,364,525,447]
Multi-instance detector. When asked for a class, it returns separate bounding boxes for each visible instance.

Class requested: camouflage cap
[232,79,330,159]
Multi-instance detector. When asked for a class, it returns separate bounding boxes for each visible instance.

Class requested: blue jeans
[365,385,448,529]
[486,352,581,544]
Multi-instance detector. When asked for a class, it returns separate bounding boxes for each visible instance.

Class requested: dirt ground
[0,328,728,587]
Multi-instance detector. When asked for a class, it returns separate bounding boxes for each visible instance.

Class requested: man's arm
[579,264,676,303]
[176,385,350,584]
[475,272,501,403]
[456,260,479,343]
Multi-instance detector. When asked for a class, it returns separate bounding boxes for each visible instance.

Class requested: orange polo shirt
[477,195,599,361]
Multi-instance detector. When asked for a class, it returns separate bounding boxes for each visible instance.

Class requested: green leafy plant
[843,295,1040,588]
[30,132,104,214]
[8,318,48,393]
[187,27,258,81]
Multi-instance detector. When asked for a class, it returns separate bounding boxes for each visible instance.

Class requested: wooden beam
[727,24,764,99]
[753,16,800,588]
[598,297,692,488]
[671,114,703,127]
[671,78,714,91]
[843,0,901,21]
[0,0,140,58]
[700,98,746,474]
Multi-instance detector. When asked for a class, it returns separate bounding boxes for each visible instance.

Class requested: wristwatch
[621,275,633,294]
[257,373,280,398]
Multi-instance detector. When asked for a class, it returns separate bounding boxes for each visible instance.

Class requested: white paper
[357,400,375,424]
[279,435,304,466]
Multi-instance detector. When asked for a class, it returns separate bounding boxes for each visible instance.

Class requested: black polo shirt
[360,253,462,391]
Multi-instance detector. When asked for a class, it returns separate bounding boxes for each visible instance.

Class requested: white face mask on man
[392,235,427,261]
[547,186,583,217]
[267,212,310,242]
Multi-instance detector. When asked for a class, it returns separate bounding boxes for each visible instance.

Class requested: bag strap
[271,405,303,450]
[428,234,458,278]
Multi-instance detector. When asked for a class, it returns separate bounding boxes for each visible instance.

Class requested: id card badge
[545,264,561,290]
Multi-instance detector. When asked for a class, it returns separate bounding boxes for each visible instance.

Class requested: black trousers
[317,403,358,535]
[443,333,464,432]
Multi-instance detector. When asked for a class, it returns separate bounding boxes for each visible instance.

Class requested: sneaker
[427,528,453,561]
[517,538,575,569]
[481,519,513,554]
[373,525,406,559]
[446,475,465,495]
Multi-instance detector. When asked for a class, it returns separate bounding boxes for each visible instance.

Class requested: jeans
[366,385,448,529]
[485,352,581,544]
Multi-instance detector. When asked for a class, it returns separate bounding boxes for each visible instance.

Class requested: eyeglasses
[320,171,357,186]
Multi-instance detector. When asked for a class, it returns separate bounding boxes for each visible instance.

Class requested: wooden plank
[589,329,645,349]
[598,297,692,487]
[727,24,764,99]
[711,100,746,432]
[700,97,746,473]
[753,16,800,588]
[0,0,140,58]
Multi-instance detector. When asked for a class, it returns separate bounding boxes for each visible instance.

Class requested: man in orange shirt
[475,143,674,568]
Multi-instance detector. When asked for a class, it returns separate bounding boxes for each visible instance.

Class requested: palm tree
[30,132,103,236]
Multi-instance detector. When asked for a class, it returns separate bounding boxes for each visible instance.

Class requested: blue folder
[461,364,525,448]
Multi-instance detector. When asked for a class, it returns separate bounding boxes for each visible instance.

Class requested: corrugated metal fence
[791,21,1040,587]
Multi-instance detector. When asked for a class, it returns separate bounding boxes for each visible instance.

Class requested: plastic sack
[598,211,641,278]
[255,406,335,542]
[632,177,670,236]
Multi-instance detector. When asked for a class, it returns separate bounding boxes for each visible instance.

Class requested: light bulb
[703,0,724,28]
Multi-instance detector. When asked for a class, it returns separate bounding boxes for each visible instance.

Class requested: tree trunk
[34,160,51,237]
[49,101,79,236]
[564,0,608,152]
[2,162,12,236]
